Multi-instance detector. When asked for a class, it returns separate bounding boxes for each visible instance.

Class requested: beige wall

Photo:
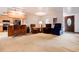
[25,8,63,28]
[63,7,79,32]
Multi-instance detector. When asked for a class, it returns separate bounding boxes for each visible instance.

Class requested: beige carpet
[0,33,79,52]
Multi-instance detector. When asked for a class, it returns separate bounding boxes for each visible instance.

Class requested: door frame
[64,15,75,32]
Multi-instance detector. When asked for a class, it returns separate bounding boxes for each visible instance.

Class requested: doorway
[3,20,10,32]
[64,16,75,32]
[14,20,21,26]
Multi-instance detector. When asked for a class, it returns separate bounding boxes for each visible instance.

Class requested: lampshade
[39,21,42,24]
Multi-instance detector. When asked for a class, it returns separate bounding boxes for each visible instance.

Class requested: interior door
[65,16,75,32]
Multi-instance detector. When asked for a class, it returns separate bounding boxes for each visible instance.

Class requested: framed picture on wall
[53,18,57,25]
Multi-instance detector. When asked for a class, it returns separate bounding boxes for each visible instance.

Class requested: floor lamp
[39,21,43,32]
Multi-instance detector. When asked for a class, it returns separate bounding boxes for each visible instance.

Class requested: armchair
[30,24,40,33]
[43,24,51,33]
[51,23,63,35]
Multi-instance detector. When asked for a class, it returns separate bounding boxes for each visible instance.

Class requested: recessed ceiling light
[35,12,46,16]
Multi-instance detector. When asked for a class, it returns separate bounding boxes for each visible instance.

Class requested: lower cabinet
[8,25,27,36]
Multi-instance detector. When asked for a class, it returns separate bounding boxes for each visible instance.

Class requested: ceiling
[1,7,79,16]
[0,7,63,16]
[63,7,79,14]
